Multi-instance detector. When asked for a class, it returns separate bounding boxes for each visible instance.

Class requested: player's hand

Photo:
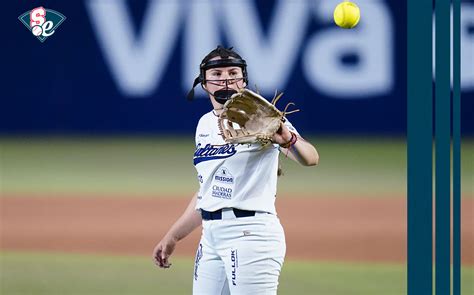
[273,122,292,146]
[152,234,177,269]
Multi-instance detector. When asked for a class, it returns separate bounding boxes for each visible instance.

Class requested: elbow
[305,148,319,166]
[311,157,320,166]
[305,157,319,166]
[295,143,319,166]
[303,153,319,166]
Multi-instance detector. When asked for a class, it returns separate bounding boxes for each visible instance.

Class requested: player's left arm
[273,122,319,166]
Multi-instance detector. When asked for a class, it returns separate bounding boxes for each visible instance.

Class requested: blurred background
[1,0,473,294]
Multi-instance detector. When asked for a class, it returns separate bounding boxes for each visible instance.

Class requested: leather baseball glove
[218,88,299,145]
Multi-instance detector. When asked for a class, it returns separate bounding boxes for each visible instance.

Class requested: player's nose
[222,71,238,82]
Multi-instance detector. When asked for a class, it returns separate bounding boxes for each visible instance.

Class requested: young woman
[153,46,319,295]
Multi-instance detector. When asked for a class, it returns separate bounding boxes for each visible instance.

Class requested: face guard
[204,77,245,104]
[186,46,248,102]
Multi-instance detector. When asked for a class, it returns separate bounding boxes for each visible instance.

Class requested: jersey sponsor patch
[211,185,233,200]
[214,167,234,184]
[193,143,237,165]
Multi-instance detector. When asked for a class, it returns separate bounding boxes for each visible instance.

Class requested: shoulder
[195,111,215,143]
[196,111,215,131]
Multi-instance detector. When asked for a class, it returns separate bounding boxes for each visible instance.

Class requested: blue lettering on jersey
[193,143,237,165]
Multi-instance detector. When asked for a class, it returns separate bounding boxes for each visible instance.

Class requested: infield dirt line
[1,196,472,264]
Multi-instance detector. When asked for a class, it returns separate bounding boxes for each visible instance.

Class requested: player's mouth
[213,88,238,104]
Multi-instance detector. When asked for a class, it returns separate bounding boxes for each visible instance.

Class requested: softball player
[153,46,319,295]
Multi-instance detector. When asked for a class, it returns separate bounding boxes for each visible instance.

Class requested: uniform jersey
[193,110,299,214]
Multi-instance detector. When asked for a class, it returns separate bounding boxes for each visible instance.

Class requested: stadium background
[1,0,473,294]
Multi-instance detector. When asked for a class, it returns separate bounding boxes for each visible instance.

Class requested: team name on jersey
[193,143,237,165]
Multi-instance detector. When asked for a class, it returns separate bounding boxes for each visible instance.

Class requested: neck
[213,108,224,116]
[210,96,224,115]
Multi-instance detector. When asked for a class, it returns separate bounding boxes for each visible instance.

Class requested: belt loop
[221,208,235,219]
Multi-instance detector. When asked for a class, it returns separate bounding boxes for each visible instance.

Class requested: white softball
[31,25,43,36]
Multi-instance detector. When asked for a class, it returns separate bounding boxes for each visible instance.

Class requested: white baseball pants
[193,210,286,295]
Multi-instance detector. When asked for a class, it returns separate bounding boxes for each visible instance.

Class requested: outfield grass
[0,251,407,295]
[1,251,472,295]
[0,136,403,197]
[1,136,472,197]
[1,137,198,196]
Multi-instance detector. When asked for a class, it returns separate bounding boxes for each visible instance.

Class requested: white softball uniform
[192,111,299,295]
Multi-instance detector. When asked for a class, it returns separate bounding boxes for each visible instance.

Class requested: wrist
[279,132,297,149]
[165,231,179,243]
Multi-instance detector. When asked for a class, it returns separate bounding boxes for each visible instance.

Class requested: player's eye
[210,71,221,77]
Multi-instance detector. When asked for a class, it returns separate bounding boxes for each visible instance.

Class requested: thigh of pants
[193,215,286,295]
[192,239,230,295]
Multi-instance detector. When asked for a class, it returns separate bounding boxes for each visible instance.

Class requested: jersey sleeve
[195,124,200,147]
[195,115,205,147]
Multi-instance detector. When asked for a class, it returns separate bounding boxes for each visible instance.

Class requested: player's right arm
[152,192,202,268]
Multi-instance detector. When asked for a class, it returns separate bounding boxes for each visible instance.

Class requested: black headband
[200,58,247,71]
[187,57,248,101]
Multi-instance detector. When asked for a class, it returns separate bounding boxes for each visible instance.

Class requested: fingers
[152,246,172,269]
[153,236,177,269]
[161,256,172,268]
[276,122,283,134]
[152,247,162,265]
[279,122,289,134]
[160,246,173,268]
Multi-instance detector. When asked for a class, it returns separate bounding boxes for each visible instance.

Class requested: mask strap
[186,76,201,101]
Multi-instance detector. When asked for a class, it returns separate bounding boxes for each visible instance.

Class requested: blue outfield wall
[2,0,473,135]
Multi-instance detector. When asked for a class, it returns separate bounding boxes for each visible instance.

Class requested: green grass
[0,251,408,295]
[0,137,199,196]
[2,251,472,295]
[0,136,472,197]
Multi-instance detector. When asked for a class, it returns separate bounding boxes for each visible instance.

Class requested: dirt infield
[1,196,472,264]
